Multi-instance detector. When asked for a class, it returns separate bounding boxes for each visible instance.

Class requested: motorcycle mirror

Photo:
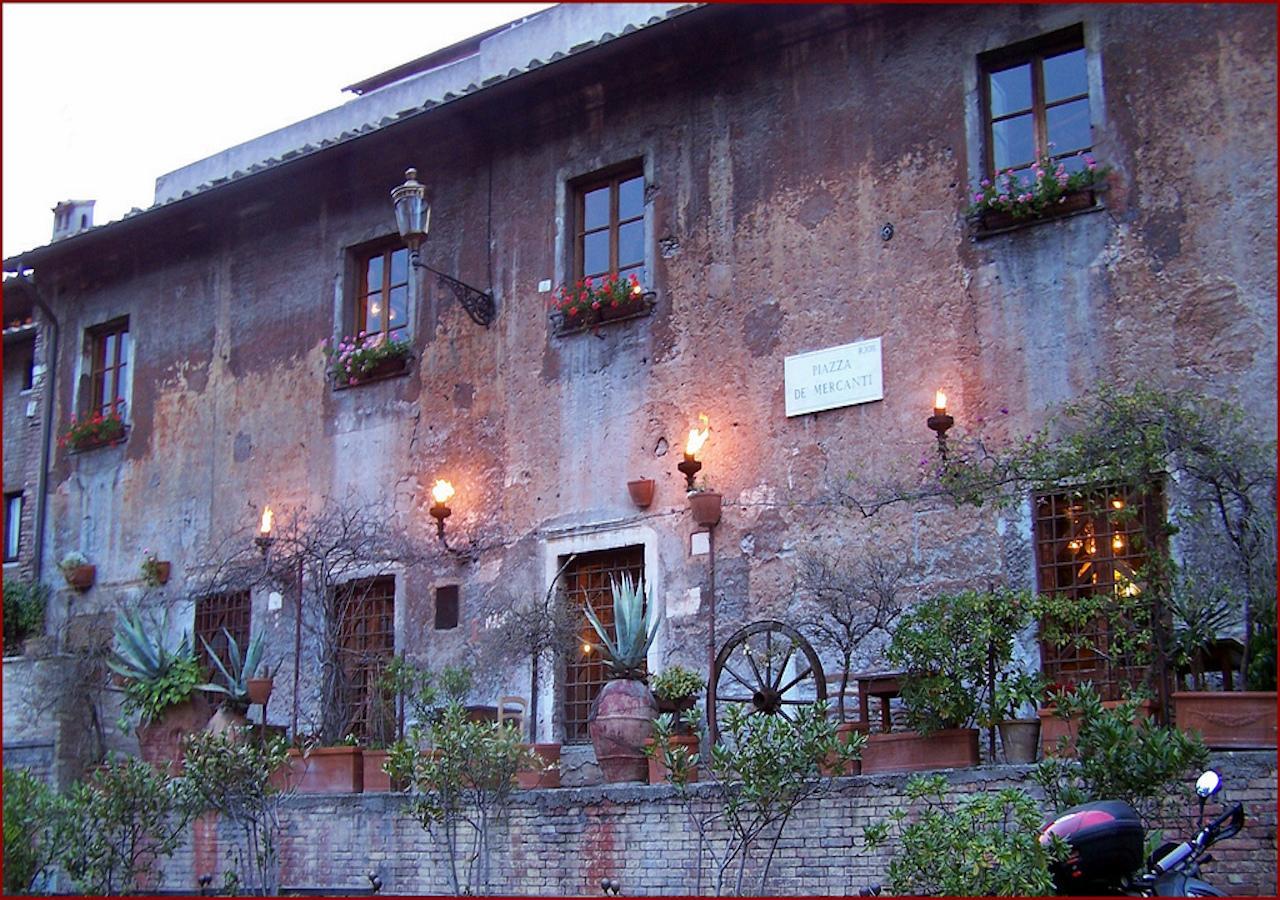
[1195,770,1222,799]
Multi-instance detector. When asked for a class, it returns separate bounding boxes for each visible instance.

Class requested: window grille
[194,591,252,676]
[337,576,396,742]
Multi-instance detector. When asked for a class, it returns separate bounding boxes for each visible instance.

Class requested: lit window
[87,318,129,418]
[356,244,410,341]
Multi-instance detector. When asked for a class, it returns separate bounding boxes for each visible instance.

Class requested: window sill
[969,189,1104,240]
[332,354,414,391]
[551,291,656,337]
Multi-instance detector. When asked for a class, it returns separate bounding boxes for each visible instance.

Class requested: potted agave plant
[585,573,660,783]
[198,628,267,737]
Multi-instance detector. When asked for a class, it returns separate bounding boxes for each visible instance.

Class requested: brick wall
[159,751,1276,896]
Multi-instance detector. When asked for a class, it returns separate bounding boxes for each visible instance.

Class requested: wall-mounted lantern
[391,168,495,328]
[255,506,275,556]
[677,414,711,491]
[926,389,954,460]
[429,479,455,541]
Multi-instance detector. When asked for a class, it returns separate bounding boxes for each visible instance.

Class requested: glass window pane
[100,333,116,368]
[1047,98,1091,155]
[989,63,1031,117]
[618,220,644,268]
[389,248,408,286]
[118,331,129,366]
[618,176,644,219]
[98,374,112,410]
[620,263,646,289]
[992,114,1035,171]
[583,187,609,230]
[583,231,609,277]
[388,286,408,330]
[366,255,384,293]
[365,295,383,335]
[1044,48,1088,102]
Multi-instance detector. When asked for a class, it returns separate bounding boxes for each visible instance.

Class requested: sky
[2,1,553,260]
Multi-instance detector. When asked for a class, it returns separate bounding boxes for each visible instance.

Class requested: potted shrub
[650,664,705,724]
[198,629,266,737]
[58,409,126,452]
[139,549,170,587]
[687,481,722,527]
[865,590,995,773]
[106,609,210,769]
[323,332,413,387]
[645,710,702,784]
[58,551,95,591]
[989,670,1046,764]
[585,573,660,782]
[273,734,364,794]
[967,150,1110,233]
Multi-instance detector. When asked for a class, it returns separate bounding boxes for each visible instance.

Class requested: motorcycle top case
[1040,800,1144,894]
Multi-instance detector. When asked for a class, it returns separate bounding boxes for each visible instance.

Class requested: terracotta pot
[821,721,868,776]
[588,679,657,782]
[645,734,700,784]
[1038,699,1157,758]
[1173,691,1277,749]
[998,718,1041,764]
[688,491,722,526]
[246,676,274,706]
[979,188,1096,231]
[63,564,96,591]
[361,748,408,792]
[270,746,364,794]
[627,478,656,509]
[860,728,979,774]
[136,694,213,771]
[205,705,250,738]
[152,561,171,585]
[516,743,562,789]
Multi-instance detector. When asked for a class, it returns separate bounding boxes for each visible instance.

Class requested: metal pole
[292,556,303,739]
[707,525,717,697]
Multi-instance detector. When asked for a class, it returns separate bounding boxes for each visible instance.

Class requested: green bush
[3,768,71,894]
[1034,683,1209,830]
[650,664,705,702]
[865,774,1066,896]
[60,755,192,895]
[2,579,48,654]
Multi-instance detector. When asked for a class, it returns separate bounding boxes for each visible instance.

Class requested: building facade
[3,3,1275,782]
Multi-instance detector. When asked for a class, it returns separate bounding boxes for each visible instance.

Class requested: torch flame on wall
[685,413,710,459]
[431,479,456,505]
[933,390,948,415]
[259,506,274,536]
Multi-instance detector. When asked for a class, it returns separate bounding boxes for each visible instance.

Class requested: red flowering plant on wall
[59,409,125,451]
[550,272,649,330]
[968,150,1110,223]
[323,332,412,386]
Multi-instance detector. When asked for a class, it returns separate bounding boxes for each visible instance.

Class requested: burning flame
[259,506,274,536]
[685,413,710,458]
[431,479,456,505]
[933,390,948,414]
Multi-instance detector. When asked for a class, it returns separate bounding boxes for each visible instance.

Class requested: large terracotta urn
[588,678,657,782]
[136,695,212,771]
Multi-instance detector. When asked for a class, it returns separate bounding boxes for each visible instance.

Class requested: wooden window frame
[561,545,645,744]
[86,318,129,419]
[1033,482,1165,701]
[352,241,411,342]
[572,162,646,284]
[336,575,397,742]
[980,25,1088,180]
[4,492,22,562]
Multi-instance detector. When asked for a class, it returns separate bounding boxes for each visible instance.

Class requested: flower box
[325,333,413,389]
[1038,698,1157,758]
[60,412,127,453]
[333,352,412,388]
[1172,691,1277,750]
[977,188,1097,233]
[271,746,364,794]
[551,285,656,336]
[360,748,408,793]
[860,728,980,774]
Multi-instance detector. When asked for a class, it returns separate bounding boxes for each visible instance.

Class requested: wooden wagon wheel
[707,619,826,745]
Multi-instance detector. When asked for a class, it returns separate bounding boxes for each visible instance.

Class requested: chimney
[52,199,95,241]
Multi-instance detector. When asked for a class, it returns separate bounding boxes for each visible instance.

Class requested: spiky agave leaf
[584,600,622,663]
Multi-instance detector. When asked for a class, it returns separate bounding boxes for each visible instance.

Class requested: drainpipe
[14,270,59,584]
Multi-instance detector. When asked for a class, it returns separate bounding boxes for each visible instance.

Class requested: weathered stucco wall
[151,752,1277,896]
[10,4,1276,750]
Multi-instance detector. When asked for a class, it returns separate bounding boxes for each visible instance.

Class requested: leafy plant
[888,589,1035,734]
[386,699,540,895]
[3,767,73,894]
[1169,576,1239,690]
[865,773,1067,896]
[323,332,412,385]
[645,710,703,784]
[57,551,88,571]
[197,628,266,711]
[106,609,201,723]
[1033,683,1209,830]
[651,665,705,703]
[60,754,193,895]
[992,669,1048,722]
[968,149,1109,221]
[3,578,49,654]
[139,549,167,587]
[179,730,293,896]
[57,409,125,451]
[584,573,659,680]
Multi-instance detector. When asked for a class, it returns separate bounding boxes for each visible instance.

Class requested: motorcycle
[1041,769,1245,896]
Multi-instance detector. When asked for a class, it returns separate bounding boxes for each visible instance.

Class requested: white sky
[2,1,553,260]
